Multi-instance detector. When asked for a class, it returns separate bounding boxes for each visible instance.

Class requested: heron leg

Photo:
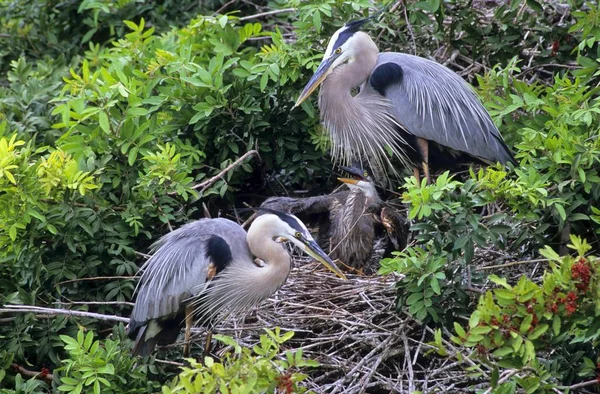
[416,137,431,184]
[183,305,193,358]
[412,167,420,184]
[203,330,213,360]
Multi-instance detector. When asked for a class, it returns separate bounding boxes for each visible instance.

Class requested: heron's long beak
[304,239,347,280]
[337,177,359,185]
[294,57,335,108]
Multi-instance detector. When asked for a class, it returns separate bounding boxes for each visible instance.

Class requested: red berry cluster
[549,291,578,316]
[276,373,294,394]
[40,367,51,378]
[565,291,577,316]
[550,40,560,57]
[572,257,591,292]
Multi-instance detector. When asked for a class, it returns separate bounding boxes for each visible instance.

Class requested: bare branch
[1,304,129,324]
[184,150,260,195]
[239,8,296,21]
[11,364,53,383]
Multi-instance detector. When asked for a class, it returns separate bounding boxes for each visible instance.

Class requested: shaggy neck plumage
[318,33,411,179]
[197,216,292,326]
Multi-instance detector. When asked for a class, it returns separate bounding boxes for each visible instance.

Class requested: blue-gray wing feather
[366,52,515,164]
[130,218,250,327]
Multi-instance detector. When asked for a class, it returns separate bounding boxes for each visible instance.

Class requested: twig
[213,0,236,15]
[186,150,260,194]
[0,305,129,323]
[57,301,134,307]
[402,332,416,393]
[154,358,185,367]
[482,369,521,394]
[135,251,151,259]
[401,0,417,55]
[242,212,257,229]
[476,258,548,271]
[10,364,53,383]
[239,8,296,21]
[202,202,212,218]
[56,275,136,286]
[558,379,600,390]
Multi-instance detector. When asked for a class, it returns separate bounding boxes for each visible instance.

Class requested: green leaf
[528,324,548,340]
[552,315,561,335]
[519,314,533,334]
[494,289,516,301]
[128,147,139,166]
[8,226,17,241]
[406,292,423,305]
[525,0,543,13]
[430,276,441,295]
[454,322,467,339]
[492,346,514,357]
[260,72,269,91]
[554,204,566,221]
[99,111,110,134]
[471,326,492,335]
[523,339,536,363]
[489,274,512,289]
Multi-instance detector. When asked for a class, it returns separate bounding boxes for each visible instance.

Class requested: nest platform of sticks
[188,257,480,394]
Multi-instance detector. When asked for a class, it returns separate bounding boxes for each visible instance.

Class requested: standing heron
[295,18,516,183]
[261,165,408,271]
[127,209,346,357]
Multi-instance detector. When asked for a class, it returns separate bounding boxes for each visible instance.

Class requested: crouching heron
[295,18,516,183]
[261,165,408,272]
[127,209,346,357]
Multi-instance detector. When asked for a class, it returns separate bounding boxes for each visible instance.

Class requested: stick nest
[199,257,473,393]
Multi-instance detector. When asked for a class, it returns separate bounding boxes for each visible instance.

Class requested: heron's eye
[294,232,302,238]
[335,48,342,54]
[363,172,368,177]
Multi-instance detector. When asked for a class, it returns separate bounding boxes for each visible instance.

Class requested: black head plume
[344,6,389,32]
[339,161,373,181]
[344,17,371,32]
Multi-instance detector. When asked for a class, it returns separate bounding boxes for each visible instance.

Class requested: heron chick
[261,165,408,272]
[295,18,516,183]
[127,210,346,357]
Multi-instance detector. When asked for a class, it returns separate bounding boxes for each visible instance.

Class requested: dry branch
[0,304,129,324]
[239,8,296,21]
[10,364,53,383]
[187,149,260,194]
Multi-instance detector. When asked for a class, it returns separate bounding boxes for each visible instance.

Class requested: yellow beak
[304,239,347,280]
[294,57,335,108]
[337,177,359,185]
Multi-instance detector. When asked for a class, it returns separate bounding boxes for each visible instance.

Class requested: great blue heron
[295,18,516,183]
[261,165,408,271]
[127,210,346,357]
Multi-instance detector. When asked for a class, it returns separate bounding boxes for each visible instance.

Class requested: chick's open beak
[337,177,359,185]
[304,239,347,280]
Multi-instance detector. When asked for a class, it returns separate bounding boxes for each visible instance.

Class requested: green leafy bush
[380,171,531,324]
[163,328,317,394]
[437,237,599,392]
[55,327,159,394]
[478,58,600,247]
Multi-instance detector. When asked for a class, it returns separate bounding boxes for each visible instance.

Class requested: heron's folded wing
[368,52,515,165]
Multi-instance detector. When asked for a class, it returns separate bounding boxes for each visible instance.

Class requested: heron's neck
[245,224,292,299]
[317,37,409,178]
[323,37,379,97]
